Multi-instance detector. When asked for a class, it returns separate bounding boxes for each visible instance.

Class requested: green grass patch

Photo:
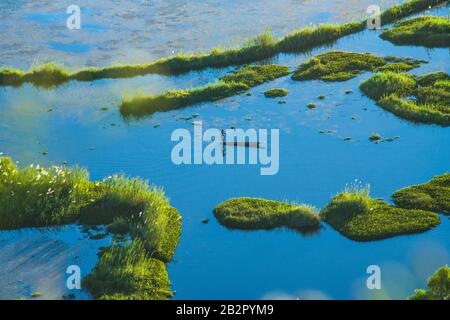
[83,240,173,300]
[381,16,450,47]
[213,197,321,232]
[292,51,425,82]
[409,265,450,300]
[392,173,450,215]
[321,184,440,241]
[120,65,290,117]
[360,71,450,126]
[264,88,289,98]
[292,51,387,82]
[0,156,181,299]
[0,0,443,88]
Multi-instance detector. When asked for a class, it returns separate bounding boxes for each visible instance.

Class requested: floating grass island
[409,265,450,300]
[0,156,181,299]
[0,0,444,88]
[360,71,450,126]
[120,65,290,117]
[381,16,450,48]
[320,185,440,241]
[213,198,321,232]
[392,173,450,215]
[291,51,425,82]
[264,88,289,98]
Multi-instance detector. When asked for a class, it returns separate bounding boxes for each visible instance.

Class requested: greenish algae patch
[0,0,444,88]
[0,156,181,299]
[409,265,450,300]
[120,65,290,118]
[381,16,450,48]
[292,51,425,82]
[213,197,321,232]
[360,71,450,126]
[264,88,289,98]
[320,185,440,241]
[392,173,450,215]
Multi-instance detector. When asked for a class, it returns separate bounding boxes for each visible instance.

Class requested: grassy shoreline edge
[0,0,445,88]
[0,156,181,299]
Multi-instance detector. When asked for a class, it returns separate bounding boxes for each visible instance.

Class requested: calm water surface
[0,2,449,299]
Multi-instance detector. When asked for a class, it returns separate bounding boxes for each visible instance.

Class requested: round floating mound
[264,88,289,98]
[214,197,321,232]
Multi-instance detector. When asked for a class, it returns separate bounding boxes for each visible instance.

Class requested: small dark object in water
[202,218,209,224]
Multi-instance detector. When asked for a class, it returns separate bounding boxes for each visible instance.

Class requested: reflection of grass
[120,65,290,117]
[321,183,440,241]
[381,16,450,47]
[214,198,321,232]
[392,173,450,215]
[264,88,289,98]
[0,156,181,299]
[360,72,450,126]
[0,0,444,88]
[409,265,450,300]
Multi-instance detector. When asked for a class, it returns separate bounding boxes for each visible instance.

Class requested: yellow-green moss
[381,16,450,47]
[321,185,440,241]
[392,173,450,215]
[214,197,321,232]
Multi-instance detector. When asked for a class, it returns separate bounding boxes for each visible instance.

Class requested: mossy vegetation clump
[264,88,289,98]
[392,173,450,214]
[292,51,387,82]
[409,265,450,300]
[213,197,321,232]
[0,0,444,88]
[320,184,440,241]
[360,71,450,126]
[84,241,173,300]
[120,65,290,117]
[381,16,450,48]
[0,156,181,299]
[292,51,426,82]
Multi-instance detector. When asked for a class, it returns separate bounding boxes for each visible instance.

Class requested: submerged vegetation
[392,173,450,215]
[0,156,181,299]
[0,0,444,88]
[409,265,450,300]
[381,16,450,48]
[292,51,425,82]
[360,71,450,126]
[264,88,289,98]
[213,198,321,232]
[320,183,440,241]
[120,65,290,117]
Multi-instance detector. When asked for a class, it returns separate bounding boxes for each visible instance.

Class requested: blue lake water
[0,2,449,299]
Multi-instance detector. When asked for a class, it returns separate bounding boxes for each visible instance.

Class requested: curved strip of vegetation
[292,51,425,82]
[120,65,290,118]
[0,0,444,88]
[409,265,450,300]
[381,16,450,47]
[360,71,450,126]
[0,156,181,299]
[213,198,321,232]
[392,173,450,215]
[320,184,440,241]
